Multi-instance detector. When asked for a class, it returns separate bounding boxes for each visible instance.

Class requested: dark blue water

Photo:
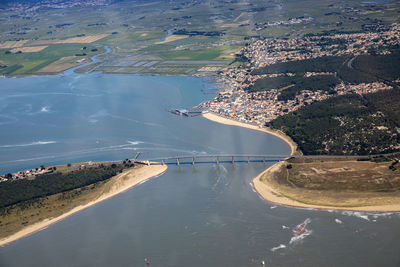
[1,72,400,266]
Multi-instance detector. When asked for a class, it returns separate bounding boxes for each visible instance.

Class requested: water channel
[0,68,399,266]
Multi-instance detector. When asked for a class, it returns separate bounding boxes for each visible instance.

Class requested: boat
[292,218,311,236]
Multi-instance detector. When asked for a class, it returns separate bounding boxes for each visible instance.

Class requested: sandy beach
[0,164,167,246]
[252,162,400,212]
[202,112,298,155]
[202,112,400,212]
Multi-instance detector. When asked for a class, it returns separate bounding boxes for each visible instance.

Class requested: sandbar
[0,164,167,246]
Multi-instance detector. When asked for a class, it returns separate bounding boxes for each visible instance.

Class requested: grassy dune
[254,157,400,211]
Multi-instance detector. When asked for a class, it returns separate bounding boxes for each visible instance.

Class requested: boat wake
[0,140,57,148]
[335,218,343,224]
[271,218,312,251]
[270,244,286,251]
[289,229,312,245]
[289,218,312,245]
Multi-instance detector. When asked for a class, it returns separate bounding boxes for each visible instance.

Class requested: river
[0,70,400,266]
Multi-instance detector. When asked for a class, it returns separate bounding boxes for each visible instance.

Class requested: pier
[168,108,204,117]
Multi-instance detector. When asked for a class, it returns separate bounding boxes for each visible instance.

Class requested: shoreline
[252,162,400,212]
[202,112,298,156]
[0,164,167,247]
[202,112,400,212]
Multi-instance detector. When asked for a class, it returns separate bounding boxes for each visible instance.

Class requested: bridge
[135,154,290,166]
[131,152,398,167]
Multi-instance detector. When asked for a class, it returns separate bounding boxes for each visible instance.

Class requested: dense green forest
[249,75,340,101]
[270,88,400,155]
[0,163,132,209]
[353,49,400,82]
[251,56,347,75]
[248,49,400,100]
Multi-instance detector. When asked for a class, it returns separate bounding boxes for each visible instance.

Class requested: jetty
[168,108,204,117]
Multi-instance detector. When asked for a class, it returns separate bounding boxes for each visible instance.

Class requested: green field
[157,45,238,61]
[0,44,103,75]
[0,0,398,75]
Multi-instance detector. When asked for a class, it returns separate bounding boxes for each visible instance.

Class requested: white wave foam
[271,244,286,251]
[138,179,149,185]
[249,182,256,193]
[335,218,343,224]
[38,226,49,232]
[0,140,57,148]
[342,211,370,221]
[40,106,49,112]
[372,212,395,218]
[282,225,289,229]
[289,230,312,245]
[128,141,143,145]
[12,155,57,162]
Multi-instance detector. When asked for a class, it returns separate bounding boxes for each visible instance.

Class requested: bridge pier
[146,154,284,166]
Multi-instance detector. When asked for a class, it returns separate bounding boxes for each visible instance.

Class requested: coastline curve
[202,112,298,156]
[0,164,167,247]
[202,112,400,212]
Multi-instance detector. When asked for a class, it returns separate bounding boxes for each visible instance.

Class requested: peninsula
[253,157,400,212]
[203,112,400,212]
[0,163,167,246]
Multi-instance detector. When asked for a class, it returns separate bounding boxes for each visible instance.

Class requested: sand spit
[252,162,400,212]
[0,164,167,246]
[202,112,400,212]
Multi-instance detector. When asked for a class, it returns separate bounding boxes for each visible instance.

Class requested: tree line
[0,163,132,209]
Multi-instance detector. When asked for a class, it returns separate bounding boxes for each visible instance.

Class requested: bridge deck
[136,154,289,166]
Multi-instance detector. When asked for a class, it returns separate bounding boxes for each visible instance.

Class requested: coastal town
[199,23,399,126]
[0,161,101,182]
[0,165,59,182]
[1,0,400,263]
[243,23,400,68]
[5,0,112,12]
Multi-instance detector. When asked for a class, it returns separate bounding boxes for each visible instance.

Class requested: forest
[270,88,400,155]
[251,55,347,75]
[0,163,132,209]
[248,48,400,100]
[248,75,340,101]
